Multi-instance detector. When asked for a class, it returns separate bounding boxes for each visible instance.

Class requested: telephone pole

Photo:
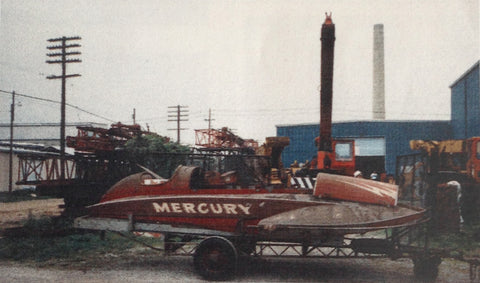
[205,108,215,146]
[46,36,81,181]
[8,91,15,193]
[168,105,189,143]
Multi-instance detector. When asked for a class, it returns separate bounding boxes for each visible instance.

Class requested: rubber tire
[193,237,238,281]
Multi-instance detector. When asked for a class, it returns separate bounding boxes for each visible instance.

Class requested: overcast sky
[0,0,478,145]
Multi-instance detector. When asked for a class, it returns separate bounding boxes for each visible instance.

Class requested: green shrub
[0,217,134,262]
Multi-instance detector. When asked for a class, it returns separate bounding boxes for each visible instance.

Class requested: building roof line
[276,120,451,127]
[449,60,480,88]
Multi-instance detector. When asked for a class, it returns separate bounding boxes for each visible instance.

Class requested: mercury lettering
[152,202,251,215]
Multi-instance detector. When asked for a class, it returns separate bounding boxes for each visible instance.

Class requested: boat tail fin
[313,173,398,206]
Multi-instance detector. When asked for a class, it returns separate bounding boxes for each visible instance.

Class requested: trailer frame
[74,213,441,281]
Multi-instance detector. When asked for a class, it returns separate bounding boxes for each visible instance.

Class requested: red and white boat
[82,165,424,241]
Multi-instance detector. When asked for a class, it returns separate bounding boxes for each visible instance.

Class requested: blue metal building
[277,121,451,176]
[450,61,480,139]
[277,60,479,176]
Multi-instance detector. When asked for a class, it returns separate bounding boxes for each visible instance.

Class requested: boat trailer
[74,214,444,281]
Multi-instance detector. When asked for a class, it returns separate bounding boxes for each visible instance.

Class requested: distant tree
[125,135,191,177]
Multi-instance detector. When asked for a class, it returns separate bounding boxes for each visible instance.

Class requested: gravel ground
[0,254,474,282]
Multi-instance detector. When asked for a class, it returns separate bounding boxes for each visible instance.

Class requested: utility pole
[8,91,15,193]
[205,108,215,131]
[46,36,81,181]
[168,105,189,143]
[204,108,215,146]
[132,108,136,124]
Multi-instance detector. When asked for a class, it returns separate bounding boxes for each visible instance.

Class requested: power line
[1,88,449,125]
[0,89,60,104]
[0,89,116,122]
[65,103,116,122]
[212,107,450,118]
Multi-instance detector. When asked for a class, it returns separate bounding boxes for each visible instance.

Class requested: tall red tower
[319,13,335,153]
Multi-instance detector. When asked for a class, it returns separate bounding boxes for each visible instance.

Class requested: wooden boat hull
[87,193,425,240]
[314,173,399,206]
[86,168,423,241]
[257,201,425,241]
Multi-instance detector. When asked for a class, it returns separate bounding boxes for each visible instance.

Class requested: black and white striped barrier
[290,177,316,189]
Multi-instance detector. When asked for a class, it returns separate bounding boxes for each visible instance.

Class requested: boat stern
[313,173,398,206]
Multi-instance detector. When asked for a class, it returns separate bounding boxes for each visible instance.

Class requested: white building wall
[0,152,23,192]
[0,122,108,146]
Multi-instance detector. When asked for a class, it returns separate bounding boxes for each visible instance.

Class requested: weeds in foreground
[0,217,135,262]
[428,223,480,258]
[1,216,478,263]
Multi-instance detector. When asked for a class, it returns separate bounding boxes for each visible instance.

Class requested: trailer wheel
[193,236,238,281]
[412,254,441,282]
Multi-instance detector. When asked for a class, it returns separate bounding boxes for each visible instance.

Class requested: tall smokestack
[373,24,385,120]
[319,13,335,153]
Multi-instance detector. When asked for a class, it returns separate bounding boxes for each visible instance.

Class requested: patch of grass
[428,223,480,258]
[0,217,135,262]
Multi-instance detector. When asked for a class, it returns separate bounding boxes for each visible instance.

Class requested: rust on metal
[324,12,333,25]
[66,122,160,153]
[319,12,335,153]
[17,154,77,185]
[194,127,258,150]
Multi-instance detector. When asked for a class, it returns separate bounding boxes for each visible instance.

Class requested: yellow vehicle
[404,137,480,224]
[410,137,480,183]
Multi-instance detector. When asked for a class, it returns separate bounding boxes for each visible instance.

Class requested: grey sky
[1,0,478,145]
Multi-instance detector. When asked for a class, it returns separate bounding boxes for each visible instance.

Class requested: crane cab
[315,139,355,176]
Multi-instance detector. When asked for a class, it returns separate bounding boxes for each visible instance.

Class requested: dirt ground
[0,198,64,229]
[0,253,474,282]
[0,199,476,282]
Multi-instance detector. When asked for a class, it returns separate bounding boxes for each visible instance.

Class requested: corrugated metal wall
[277,121,452,175]
[451,61,480,139]
[276,124,319,168]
